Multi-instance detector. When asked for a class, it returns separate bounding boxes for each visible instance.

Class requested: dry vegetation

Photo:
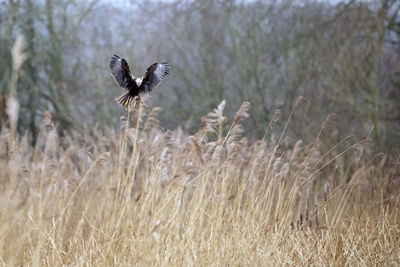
[0,97,399,266]
[1,1,400,265]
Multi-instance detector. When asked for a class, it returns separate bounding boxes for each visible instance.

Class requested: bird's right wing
[139,62,170,93]
[109,55,135,90]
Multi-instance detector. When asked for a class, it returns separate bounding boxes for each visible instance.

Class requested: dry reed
[0,38,399,265]
[0,98,398,266]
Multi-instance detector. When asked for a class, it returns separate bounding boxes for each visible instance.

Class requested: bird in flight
[109,55,170,109]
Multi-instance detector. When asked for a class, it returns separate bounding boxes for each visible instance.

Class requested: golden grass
[0,98,399,266]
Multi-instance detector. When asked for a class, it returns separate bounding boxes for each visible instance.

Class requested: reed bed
[0,97,399,266]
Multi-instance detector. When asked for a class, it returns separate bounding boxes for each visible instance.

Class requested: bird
[109,55,170,109]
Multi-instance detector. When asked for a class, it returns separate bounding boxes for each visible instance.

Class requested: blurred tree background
[0,0,399,151]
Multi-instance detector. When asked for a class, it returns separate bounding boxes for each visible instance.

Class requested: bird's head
[134,77,143,87]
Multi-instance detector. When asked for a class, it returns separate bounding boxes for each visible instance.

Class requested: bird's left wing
[139,62,170,93]
[109,55,135,90]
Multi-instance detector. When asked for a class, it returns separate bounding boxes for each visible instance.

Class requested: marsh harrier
[109,55,170,108]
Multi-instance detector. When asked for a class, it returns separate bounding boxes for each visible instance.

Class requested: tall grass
[0,97,399,266]
[0,38,399,265]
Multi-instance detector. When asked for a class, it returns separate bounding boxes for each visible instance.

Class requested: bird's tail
[115,92,138,109]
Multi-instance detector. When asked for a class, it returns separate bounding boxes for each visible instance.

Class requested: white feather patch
[135,77,142,87]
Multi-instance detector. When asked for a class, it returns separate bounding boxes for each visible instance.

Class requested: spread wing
[109,55,135,90]
[139,62,170,93]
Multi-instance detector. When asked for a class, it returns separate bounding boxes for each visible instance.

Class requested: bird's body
[109,55,170,109]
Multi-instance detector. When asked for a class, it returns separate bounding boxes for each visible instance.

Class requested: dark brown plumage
[109,55,170,109]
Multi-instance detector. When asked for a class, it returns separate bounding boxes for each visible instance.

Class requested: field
[0,99,399,266]
[1,0,400,265]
